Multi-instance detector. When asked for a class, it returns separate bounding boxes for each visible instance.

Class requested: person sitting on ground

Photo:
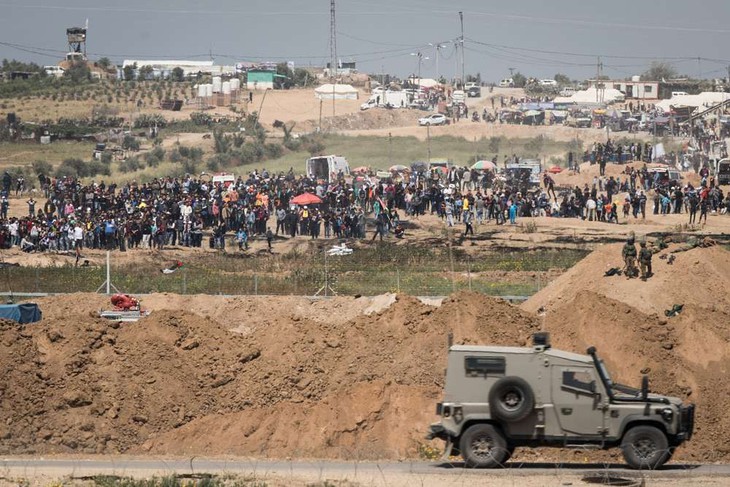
[20,236,35,253]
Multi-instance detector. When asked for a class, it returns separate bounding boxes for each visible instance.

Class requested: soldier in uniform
[622,234,638,278]
[639,241,653,280]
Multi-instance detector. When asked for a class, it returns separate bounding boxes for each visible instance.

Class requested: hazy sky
[2,0,730,81]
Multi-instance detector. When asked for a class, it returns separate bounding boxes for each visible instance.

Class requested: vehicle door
[551,366,606,437]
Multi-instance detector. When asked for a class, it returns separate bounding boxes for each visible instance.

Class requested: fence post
[468,262,472,292]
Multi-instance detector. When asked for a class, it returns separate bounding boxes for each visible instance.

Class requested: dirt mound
[4,283,729,462]
[522,244,730,316]
[142,293,540,458]
[0,308,259,454]
[542,290,730,462]
[315,108,421,132]
[0,292,538,458]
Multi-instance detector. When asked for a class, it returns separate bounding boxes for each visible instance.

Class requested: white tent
[315,84,359,100]
[554,86,625,105]
[655,92,728,113]
[410,78,440,88]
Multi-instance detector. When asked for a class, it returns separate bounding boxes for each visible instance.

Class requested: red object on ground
[547,166,564,174]
[111,294,140,311]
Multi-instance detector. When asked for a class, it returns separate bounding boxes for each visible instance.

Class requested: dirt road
[1,457,728,487]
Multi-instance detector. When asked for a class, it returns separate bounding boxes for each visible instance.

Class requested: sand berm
[1,244,729,463]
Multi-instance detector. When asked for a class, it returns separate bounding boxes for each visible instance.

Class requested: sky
[1,0,730,82]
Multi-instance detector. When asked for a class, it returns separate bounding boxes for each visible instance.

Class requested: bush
[31,160,53,178]
[118,156,144,173]
[264,143,283,159]
[100,152,113,164]
[54,158,109,178]
[144,146,166,167]
[122,135,141,151]
[181,159,197,175]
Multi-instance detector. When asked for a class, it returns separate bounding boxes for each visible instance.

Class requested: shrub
[264,143,284,159]
[118,156,143,173]
[122,135,141,151]
[31,160,53,178]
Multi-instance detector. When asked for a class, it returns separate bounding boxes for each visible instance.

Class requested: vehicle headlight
[661,408,674,422]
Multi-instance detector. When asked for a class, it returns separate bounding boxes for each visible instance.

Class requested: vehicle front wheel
[621,425,671,469]
[459,424,510,468]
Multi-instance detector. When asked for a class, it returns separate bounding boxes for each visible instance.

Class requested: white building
[121,60,236,79]
[588,79,660,100]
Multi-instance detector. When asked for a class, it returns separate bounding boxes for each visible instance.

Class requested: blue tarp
[0,303,42,323]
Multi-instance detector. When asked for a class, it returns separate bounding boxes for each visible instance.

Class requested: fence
[0,246,589,298]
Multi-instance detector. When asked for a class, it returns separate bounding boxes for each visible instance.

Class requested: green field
[0,132,579,184]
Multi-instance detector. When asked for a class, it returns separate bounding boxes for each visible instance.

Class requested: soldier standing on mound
[639,241,653,280]
[622,234,637,278]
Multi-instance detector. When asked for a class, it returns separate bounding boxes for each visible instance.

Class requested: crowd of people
[1,148,728,256]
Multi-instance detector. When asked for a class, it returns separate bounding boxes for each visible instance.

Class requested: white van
[44,66,65,78]
[306,155,350,182]
[499,78,514,87]
[212,172,236,188]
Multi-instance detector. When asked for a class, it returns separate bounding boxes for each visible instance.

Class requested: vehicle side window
[562,370,595,393]
[465,356,506,377]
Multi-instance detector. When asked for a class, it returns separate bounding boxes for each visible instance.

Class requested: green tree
[64,62,91,83]
[554,73,571,85]
[171,67,185,82]
[123,63,136,81]
[122,135,140,151]
[274,62,294,89]
[512,72,527,88]
[642,62,678,81]
[138,65,154,81]
[293,68,312,87]
[97,57,112,70]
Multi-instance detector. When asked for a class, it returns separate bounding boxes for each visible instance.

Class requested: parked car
[465,82,481,97]
[559,87,576,97]
[539,79,557,86]
[418,113,449,126]
[499,78,514,88]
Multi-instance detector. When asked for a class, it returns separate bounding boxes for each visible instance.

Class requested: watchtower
[66,23,87,62]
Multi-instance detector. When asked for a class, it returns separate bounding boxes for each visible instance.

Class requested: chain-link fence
[0,247,588,298]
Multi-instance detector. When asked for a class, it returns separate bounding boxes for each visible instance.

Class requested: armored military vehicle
[427,333,694,469]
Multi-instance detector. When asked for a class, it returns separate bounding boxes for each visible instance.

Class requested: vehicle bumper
[426,423,449,441]
[678,403,695,441]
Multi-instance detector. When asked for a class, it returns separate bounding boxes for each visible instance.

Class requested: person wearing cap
[638,241,653,281]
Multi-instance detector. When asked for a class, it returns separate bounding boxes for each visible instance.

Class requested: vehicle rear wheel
[489,376,535,422]
[459,424,509,468]
[621,425,671,469]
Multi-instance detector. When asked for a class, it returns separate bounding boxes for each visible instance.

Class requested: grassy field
[259,134,578,174]
[0,133,579,184]
[0,246,588,297]
[0,140,96,170]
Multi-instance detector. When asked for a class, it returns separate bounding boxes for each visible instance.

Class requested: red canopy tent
[290,192,323,205]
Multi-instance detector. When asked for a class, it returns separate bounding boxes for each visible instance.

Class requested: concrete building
[246,70,275,90]
[588,79,660,100]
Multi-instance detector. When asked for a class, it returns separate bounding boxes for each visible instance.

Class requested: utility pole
[595,56,604,104]
[459,11,465,89]
[329,0,337,118]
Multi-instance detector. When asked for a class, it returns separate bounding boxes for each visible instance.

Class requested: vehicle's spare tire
[489,376,535,422]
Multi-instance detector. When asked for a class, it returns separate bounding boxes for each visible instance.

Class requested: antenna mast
[329,0,338,117]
